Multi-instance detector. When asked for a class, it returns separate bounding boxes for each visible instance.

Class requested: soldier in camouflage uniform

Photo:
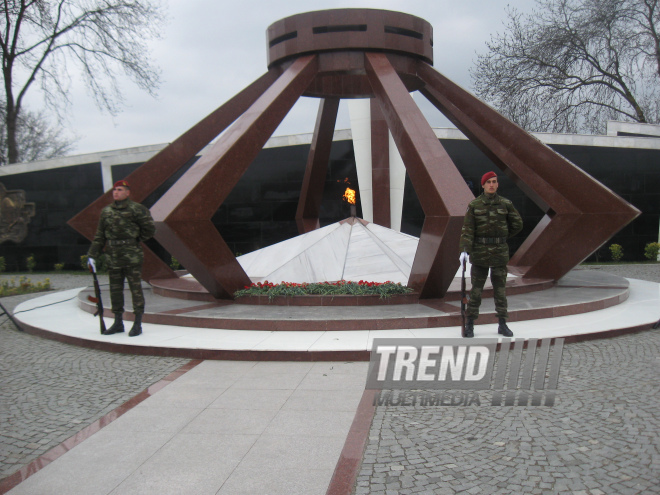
[88,180,155,337]
[459,171,523,338]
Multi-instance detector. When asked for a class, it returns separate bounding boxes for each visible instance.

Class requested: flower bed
[234,280,414,300]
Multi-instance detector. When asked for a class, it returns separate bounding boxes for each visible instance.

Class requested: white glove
[88,257,96,273]
[459,252,469,265]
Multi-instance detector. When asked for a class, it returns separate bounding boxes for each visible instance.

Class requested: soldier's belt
[107,239,138,246]
[475,236,507,245]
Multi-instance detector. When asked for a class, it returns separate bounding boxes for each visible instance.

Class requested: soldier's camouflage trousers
[466,264,508,320]
[109,265,145,315]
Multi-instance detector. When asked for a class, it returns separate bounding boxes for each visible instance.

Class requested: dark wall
[0,163,104,271]
[0,137,658,271]
[551,144,660,262]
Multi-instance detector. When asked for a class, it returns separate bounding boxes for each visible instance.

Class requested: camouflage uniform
[459,193,523,320]
[88,198,155,315]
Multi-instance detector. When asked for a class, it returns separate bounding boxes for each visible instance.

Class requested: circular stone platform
[72,270,627,332]
[11,269,659,362]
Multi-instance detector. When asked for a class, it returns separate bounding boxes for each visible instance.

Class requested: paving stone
[3,271,660,494]
[353,266,660,494]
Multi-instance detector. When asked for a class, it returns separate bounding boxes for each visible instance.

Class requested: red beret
[114,180,130,188]
[481,172,497,186]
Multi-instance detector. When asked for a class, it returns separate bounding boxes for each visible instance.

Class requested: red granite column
[295,97,340,234]
[68,69,283,281]
[365,53,474,298]
[371,101,391,228]
[151,55,319,298]
[417,62,640,281]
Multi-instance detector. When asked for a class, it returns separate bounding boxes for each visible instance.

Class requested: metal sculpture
[68,9,640,300]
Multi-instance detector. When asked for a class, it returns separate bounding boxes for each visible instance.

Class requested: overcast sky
[53,0,536,155]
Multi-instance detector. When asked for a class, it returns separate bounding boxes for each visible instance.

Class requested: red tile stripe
[326,389,378,495]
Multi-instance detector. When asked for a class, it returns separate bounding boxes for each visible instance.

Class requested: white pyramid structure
[236,218,420,284]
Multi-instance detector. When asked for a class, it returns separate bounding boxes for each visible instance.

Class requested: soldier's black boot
[498,318,513,337]
[464,318,474,338]
[129,313,142,337]
[103,313,124,335]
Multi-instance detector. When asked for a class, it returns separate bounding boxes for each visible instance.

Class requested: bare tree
[0,0,165,164]
[0,102,75,165]
[471,0,660,134]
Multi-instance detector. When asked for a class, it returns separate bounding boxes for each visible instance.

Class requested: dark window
[269,31,297,48]
[313,24,367,34]
[384,25,423,40]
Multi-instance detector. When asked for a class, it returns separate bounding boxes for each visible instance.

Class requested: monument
[68,9,640,302]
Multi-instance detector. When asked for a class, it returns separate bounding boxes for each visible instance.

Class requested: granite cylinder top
[266,9,434,69]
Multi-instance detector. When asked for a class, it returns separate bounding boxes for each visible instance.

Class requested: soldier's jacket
[459,193,523,267]
[88,198,156,269]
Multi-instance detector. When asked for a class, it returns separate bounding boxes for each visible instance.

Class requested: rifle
[88,263,107,334]
[460,252,468,337]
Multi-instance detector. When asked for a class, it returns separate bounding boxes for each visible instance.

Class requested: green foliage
[609,244,624,262]
[26,254,36,272]
[234,280,415,300]
[644,242,660,261]
[0,256,5,273]
[0,276,51,297]
[170,256,180,270]
[1,1,164,164]
[471,0,659,134]
[54,262,65,272]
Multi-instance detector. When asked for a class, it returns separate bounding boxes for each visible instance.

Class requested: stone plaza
[1,265,659,494]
